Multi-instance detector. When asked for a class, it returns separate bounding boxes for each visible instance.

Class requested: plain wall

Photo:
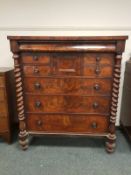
[0,0,131,125]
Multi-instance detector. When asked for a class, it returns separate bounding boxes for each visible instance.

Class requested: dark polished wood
[0,68,16,143]
[8,36,128,152]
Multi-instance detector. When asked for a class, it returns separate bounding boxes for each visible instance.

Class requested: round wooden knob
[91,122,97,128]
[96,56,101,62]
[34,82,41,89]
[93,102,99,108]
[35,101,41,108]
[33,55,39,61]
[94,84,100,90]
[37,120,43,126]
[34,67,39,74]
[95,66,101,75]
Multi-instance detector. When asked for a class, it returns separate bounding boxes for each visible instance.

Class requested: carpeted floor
[0,130,131,175]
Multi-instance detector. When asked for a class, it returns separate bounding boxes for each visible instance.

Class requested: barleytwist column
[13,53,28,150]
[106,54,122,153]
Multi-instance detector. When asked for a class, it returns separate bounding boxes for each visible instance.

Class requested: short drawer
[24,77,112,95]
[83,65,113,77]
[23,65,51,76]
[25,95,110,114]
[26,114,109,134]
[21,52,50,64]
[84,53,114,65]
[0,77,5,87]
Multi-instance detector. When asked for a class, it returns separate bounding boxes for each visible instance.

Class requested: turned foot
[106,134,116,153]
[19,131,28,150]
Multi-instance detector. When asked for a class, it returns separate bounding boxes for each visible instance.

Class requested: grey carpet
[0,130,131,175]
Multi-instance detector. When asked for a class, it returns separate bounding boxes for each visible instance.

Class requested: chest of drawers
[8,36,128,152]
[0,68,14,143]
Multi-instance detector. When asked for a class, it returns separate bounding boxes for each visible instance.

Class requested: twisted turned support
[106,54,122,153]
[13,54,28,150]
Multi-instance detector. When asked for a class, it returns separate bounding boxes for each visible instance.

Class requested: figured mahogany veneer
[8,36,128,152]
[26,114,109,134]
[25,95,110,114]
[24,77,112,95]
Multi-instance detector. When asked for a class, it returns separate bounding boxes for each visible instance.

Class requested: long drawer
[25,95,110,114]
[26,114,109,134]
[24,77,112,95]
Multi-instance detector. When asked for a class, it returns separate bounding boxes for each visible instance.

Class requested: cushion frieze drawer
[25,95,110,114]
[26,114,109,134]
[24,77,112,95]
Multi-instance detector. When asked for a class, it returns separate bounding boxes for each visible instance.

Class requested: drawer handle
[94,84,100,90]
[95,66,101,75]
[96,56,101,62]
[93,102,99,108]
[91,122,97,129]
[33,55,39,61]
[35,101,41,108]
[34,67,39,74]
[36,120,43,126]
[59,68,76,73]
[34,82,41,89]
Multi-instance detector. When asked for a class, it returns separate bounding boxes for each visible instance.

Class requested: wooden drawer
[52,53,81,76]
[23,65,50,76]
[24,77,112,95]
[25,95,110,114]
[21,52,50,64]
[0,88,5,101]
[84,53,114,65]
[26,114,109,134]
[83,65,113,77]
[0,77,4,87]
[0,116,8,131]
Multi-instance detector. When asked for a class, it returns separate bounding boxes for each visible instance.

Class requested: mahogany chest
[0,68,14,143]
[8,36,128,152]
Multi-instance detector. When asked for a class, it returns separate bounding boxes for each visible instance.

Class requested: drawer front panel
[83,65,113,77]
[0,88,5,101]
[84,53,114,65]
[0,77,4,87]
[21,53,50,64]
[26,114,109,134]
[52,53,81,76]
[25,95,110,114]
[24,77,112,95]
[0,116,8,131]
[23,65,51,76]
